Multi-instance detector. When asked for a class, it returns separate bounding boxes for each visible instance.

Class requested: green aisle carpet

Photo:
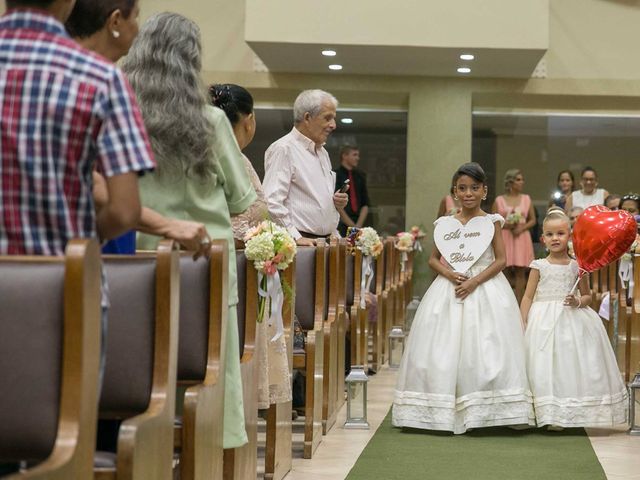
[346,411,606,480]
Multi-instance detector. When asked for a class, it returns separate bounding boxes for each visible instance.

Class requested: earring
[454,196,459,201]
[112,31,120,39]
[482,196,487,200]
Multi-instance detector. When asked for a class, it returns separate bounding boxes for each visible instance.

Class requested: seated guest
[620,193,640,217]
[604,193,621,210]
[66,0,210,256]
[211,83,292,409]
[263,89,348,246]
[565,167,609,211]
[335,145,371,236]
[122,13,257,449]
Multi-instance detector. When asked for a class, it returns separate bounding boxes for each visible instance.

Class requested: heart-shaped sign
[573,205,637,273]
[434,216,495,273]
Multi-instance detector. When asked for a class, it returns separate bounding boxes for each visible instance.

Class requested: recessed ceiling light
[329,64,343,71]
[341,118,353,124]
[322,50,337,57]
[457,67,471,74]
[460,54,475,61]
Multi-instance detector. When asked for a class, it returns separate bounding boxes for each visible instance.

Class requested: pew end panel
[177,240,228,480]
[0,239,102,480]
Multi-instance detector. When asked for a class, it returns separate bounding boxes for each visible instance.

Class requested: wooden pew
[223,252,258,480]
[175,241,228,480]
[95,240,179,480]
[292,244,325,459]
[264,258,295,480]
[349,249,369,369]
[370,248,386,373]
[0,239,101,479]
[335,239,349,411]
[381,238,397,364]
[321,239,341,434]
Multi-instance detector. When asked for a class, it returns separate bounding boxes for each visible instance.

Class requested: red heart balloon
[572,205,638,273]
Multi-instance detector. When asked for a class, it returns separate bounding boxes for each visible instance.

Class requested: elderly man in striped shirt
[263,89,348,246]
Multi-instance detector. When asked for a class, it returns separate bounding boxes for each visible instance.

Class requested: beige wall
[245,0,548,49]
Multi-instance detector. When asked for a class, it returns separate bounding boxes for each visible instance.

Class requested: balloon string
[568,268,588,296]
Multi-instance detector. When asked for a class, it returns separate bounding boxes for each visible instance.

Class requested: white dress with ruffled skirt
[392,214,534,434]
[525,259,628,427]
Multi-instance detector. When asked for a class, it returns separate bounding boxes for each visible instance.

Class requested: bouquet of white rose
[395,232,414,252]
[347,227,383,308]
[506,211,523,225]
[244,221,297,339]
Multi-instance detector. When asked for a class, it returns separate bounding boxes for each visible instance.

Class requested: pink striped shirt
[263,127,339,239]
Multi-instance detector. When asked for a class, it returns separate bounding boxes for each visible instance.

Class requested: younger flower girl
[521,210,628,429]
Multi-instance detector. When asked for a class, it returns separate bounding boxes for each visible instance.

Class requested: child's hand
[447,271,468,285]
[455,278,478,300]
[563,294,580,308]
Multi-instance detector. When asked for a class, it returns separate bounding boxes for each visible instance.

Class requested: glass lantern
[630,371,640,436]
[344,365,369,429]
[405,296,421,333]
[388,326,406,369]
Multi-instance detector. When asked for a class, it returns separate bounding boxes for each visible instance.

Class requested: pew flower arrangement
[395,232,414,252]
[395,231,414,273]
[347,227,383,308]
[244,220,297,340]
[410,225,426,252]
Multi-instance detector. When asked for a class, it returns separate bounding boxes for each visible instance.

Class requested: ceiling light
[460,54,475,61]
[457,67,471,74]
[341,118,353,124]
[329,64,343,71]
[322,50,337,57]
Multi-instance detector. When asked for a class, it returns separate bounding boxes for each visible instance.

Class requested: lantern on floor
[405,296,420,333]
[388,326,406,369]
[345,365,369,430]
[630,370,640,435]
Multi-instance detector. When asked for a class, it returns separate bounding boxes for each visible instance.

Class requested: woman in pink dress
[436,175,462,218]
[492,169,536,303]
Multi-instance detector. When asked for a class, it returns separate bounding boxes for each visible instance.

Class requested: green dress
[137,105,257,448]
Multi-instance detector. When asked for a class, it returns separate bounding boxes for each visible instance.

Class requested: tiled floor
[284,367,640,480]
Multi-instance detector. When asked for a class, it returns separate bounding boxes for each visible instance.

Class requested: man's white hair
[293,89,338,123]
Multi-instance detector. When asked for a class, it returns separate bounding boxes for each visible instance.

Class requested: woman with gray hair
[122,12,257,449]
[492,169,536,302]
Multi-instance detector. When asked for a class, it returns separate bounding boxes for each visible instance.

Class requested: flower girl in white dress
[393,163,534,434]
[521,210,628,429]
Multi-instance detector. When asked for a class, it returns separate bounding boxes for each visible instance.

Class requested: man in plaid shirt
[0,0,156,256]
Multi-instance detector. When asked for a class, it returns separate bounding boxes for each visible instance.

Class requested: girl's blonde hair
[543,209,570,228]
[504,169,522,192]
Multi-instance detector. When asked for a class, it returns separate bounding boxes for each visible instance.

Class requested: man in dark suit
[335,145,370,236]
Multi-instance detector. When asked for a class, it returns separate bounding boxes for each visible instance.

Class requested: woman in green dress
[122,12,256,449]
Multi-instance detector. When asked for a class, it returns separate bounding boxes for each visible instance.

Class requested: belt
[299,231,330,240]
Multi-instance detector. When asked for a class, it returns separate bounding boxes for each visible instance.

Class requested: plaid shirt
[0,10,155,255]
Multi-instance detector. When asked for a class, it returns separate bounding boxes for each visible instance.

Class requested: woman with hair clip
[123,13,258,449]
[211,83,292,410]
[492,169,536,303]
[65,0,210,256]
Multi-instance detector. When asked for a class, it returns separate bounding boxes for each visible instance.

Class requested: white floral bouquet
[506,210,523,225]
[244,221,296,332]
[395,231,414,252]
[347,227,383,258]
[347,227,383,308]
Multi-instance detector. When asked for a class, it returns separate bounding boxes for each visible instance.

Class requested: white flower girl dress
[392,214,534,434]
[525,259,628,427]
